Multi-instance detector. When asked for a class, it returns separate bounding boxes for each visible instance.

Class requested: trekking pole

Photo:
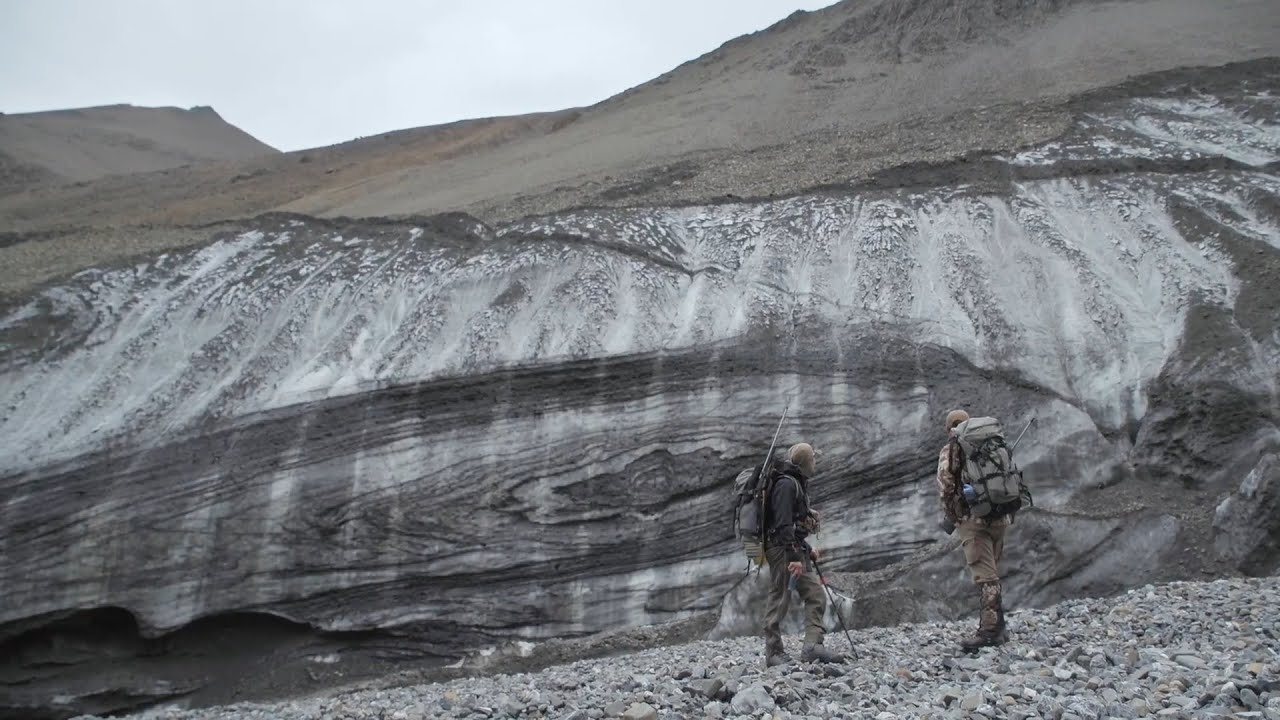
[810,556,858,658]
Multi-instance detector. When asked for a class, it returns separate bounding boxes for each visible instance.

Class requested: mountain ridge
[0,103,278,189]
[2,0,1276,241]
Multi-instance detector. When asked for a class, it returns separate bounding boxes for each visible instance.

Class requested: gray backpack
[732,462,771,566]
[950,416,1032,517]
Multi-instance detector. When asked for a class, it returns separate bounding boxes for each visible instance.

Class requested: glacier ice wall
[1,82,1278,718]
[5,168,1274,472]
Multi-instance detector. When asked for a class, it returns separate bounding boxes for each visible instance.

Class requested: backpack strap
[947,435,964,481]
[760,471,772,553]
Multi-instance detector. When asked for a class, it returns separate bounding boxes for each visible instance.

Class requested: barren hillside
[0,104,278,190]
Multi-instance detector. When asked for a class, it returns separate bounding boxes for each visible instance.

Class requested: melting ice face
[1,90,1278,474]
[0,173,1264,474]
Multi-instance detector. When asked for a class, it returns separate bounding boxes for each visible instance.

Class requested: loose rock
[66,576,1280,720]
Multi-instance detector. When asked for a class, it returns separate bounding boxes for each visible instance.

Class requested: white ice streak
[1005,93,1280,167]
[1124,95,1280,167]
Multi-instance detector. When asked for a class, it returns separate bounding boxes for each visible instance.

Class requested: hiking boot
[800,642,845,663]
[960,625,1003,652]
[765,651,792,668]
[960,580,1007,653]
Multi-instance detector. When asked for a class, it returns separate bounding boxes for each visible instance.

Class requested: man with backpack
[937,409,1030,652]
[760,442,846,667]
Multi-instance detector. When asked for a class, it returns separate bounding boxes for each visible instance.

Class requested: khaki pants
[763,544,826,655]
[957,518,1006,585]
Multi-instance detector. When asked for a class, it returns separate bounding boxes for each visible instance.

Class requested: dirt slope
[1,0,1278,293]
[0,104,278,189]
[308,0,1279,221]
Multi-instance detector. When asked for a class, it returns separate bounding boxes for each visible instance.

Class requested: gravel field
[84,576,1280,720]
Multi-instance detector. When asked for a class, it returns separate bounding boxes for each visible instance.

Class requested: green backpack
[950,416,1033,517]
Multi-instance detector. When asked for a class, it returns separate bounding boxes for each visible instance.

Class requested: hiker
[937,409,1011,651]
[762,442,845,666]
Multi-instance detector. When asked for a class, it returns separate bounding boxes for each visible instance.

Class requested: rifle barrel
[761,403,789,472]
[1010,416,1036,452]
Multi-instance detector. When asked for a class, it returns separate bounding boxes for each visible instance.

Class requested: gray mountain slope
[1,2,1279,718]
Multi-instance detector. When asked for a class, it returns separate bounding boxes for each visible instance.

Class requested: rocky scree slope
[69,576,1280,720]
[1,67,1278,719]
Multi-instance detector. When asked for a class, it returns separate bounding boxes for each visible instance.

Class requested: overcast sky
[1,0,838,152]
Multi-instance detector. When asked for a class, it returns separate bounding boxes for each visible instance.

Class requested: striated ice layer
[2,171,1265,473]
[1003,92,1280,167]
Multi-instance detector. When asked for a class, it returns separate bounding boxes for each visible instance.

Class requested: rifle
[733,403,789,544]
[1010,415,1036,453]
[752,403,788,541]
[761,403,789,482]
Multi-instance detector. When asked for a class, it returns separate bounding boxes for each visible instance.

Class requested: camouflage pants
[958,517,1008,634]
[763,544,826,656]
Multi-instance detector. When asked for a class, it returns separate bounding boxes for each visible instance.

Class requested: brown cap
[788,443,816,476]
[945,409,970,433]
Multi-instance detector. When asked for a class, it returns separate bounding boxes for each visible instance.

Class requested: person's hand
[787,561,804,578]
[810,547,822,562]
